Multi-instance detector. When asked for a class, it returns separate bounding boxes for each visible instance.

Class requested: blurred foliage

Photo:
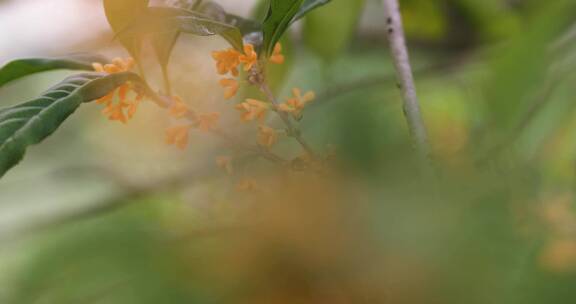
[303,0,365,62]
[3,0,576,303]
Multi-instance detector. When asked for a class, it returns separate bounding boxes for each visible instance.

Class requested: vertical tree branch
[382,0,430,159]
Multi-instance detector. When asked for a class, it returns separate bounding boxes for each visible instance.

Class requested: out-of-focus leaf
[0,72,145,178]
[120,7,244,51]
[303,0,364,62]
[103,0,150,61]
[457,0,521,40]
[401,0,447,40]
[293,0,331,22]
[10,208,198,303]
[0,55,107,88]
[482,1,573,138]
[262,0,304,56]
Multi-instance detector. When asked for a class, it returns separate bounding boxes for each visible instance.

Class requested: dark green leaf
[262,0,304,56]
[293,0,331,22]
[0,72,144,178]
[0,55,107,88]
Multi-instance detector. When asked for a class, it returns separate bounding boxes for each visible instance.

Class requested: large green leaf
[0,72,144,178]
[293,0,331,22]
[103,0,150,61]
[262,0,304,56]
[0,55,107,88]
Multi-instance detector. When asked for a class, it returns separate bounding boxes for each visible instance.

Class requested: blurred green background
[2,0,576,303]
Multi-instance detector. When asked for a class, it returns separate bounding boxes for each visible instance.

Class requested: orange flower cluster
[235,99,269,122]
[165,96,221,150]
[211,43,286,149]
[212,43,284,101]
[93,58,143,124]
[278,88,316,119]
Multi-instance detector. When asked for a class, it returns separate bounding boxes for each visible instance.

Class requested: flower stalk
[257,79,316,159]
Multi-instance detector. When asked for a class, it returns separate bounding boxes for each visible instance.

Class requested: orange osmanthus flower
[112,57,135,71]
[92,57,143,123]
[258,125,278,148]
[93,57,134,74]
[235,99,269,122]
[195,112,221,132]
[278,88,316,117]
[219,78,240,100]
[239,44,258,71]
[126,92,144,119]
[102,103,128,124]
[165,124,193,150]
[212,48,241,76]
[270,43,285,64]
[216,156,233,175]
[236,178,259,192]
[96,91,114,106]
[169,96,192,119]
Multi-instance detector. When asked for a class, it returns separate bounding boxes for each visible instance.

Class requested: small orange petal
[104,64,121,74]
[270,54,285,64]
[92,63,105,73]
[118,84,130,102]
[96,91,114,105]
[270,43,285,64]
[216,156,233,175]
[258,125,278,148]
[219,78,239,100]
[166,125,192,150]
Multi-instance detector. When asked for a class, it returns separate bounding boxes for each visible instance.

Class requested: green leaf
[224,14,262,37]
[293,0,331,22]
[262,0,304,56]
[119,7,244,52]
[103,0,150,61]
[0,54,107,88]
[170,0,262,35]
[177,15,244,51]
[0,72,144,178]
[151,30,180,95]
